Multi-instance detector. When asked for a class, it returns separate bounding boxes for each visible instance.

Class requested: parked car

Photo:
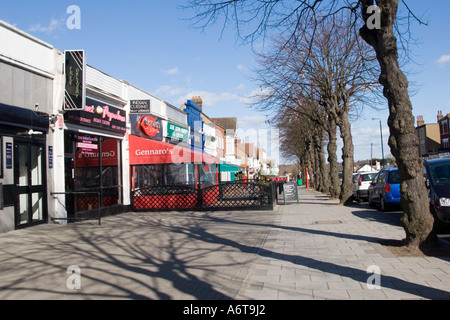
[352,171,379,202]
[424,158,450,228]
[368,167,401,212]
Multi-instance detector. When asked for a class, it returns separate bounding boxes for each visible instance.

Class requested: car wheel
[430,206,448,234]
[356,192,362,203]
[368,196,374,208]
[381,197,390,212]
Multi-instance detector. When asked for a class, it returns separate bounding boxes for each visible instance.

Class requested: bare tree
[276,102,329,193]
[250,15,379,204]
[184,0,436,250]
[305,15,379,205]
[359,1,435,248]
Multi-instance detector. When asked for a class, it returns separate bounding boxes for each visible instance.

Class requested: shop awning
[0,103,50,133]
[129,135,219,165]
[219,163,243,173]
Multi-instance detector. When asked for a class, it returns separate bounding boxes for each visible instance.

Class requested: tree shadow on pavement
[0,214,243,300]
[187,215,450,300]
[2,209,450,300]
[350,209,403,228]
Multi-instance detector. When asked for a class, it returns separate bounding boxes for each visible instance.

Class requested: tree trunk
[308,142,316,189]
[360,0,435,249]
[338,111,355,205]
[326,118,340,199]
[313,143,321,192]
[303,141,314,189]
[315,130,329,193]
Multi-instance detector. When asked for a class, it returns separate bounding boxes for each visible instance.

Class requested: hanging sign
[64,50,86,111]
[130,100,151,114]
[130,114,163,141]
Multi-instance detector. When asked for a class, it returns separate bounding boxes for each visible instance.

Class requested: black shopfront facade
[0,103,50,230]
[64,97,127,220]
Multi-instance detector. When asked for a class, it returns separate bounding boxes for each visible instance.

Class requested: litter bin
[298,179,303,186]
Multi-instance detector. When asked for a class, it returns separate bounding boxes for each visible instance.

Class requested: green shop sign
[167,122,189,142]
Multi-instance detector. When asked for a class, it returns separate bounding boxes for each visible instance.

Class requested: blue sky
[1,1,450,163]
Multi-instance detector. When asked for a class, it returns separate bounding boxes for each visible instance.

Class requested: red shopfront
[129,135,220,210]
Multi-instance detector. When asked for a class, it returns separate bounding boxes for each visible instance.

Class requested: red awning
[129,135,219,165]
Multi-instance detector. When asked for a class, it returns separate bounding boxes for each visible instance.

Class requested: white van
[352,171,379,202]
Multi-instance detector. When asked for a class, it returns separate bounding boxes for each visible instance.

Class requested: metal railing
[131,180,277,212]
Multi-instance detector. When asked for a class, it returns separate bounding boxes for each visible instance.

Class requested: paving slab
[0,187,450,300]
[236,187,450,300]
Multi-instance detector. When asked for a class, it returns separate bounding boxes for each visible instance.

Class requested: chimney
[192,96,203,113]
[417,115,424,127]
[438,110,444,122]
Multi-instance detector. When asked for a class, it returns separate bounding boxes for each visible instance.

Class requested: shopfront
[0,104,50,230]
[64,97,127,219]
[129,135,219,189]
[129,134,220,210]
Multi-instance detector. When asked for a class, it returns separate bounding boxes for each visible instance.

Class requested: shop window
[133,164,196,189]
[65,132,122,213]
[132,163,218,190]
[134,165,163,189]
[188,164,196,185]
[165,164,188,185]
[74,135,101,189]
[199,164,217,186]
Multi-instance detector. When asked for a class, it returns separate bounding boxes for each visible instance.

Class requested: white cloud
[175,91,239,106]
[437,54,450,68]
[358,126,376,135]
[351,122,390,161]
[237,64,246,71]
[153,81,261,112]
[153,84,242,107]
[235,83,246,90]
[238,115,267,130]
[162,67,179,75]
[153,85,185,97]
[28,17,64,34]
[239,86,272,105]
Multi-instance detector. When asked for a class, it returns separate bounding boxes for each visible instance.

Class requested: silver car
[353,171,379,202]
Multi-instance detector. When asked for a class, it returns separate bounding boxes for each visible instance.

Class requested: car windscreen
[362,173,377,182]
[388,171,400,184]
[430,164,450,185]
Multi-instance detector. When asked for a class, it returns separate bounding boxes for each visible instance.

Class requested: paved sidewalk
[237,188,450,300]
[0,187,450,300]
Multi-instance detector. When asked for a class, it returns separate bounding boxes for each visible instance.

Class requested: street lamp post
[371,143,373,168]
[372,118,385,168]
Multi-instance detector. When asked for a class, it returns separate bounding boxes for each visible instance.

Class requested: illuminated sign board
[64,50,86,111]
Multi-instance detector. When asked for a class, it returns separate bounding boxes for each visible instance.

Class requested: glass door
[14,140,47,229]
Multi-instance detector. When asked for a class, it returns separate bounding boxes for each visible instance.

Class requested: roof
[380,166,398,171]
[211,118,237,131]
[424,158,450,165]
[357,171,379,175]
[357,164,377,172]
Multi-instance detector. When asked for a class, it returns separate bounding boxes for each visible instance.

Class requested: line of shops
[0,20,274,234]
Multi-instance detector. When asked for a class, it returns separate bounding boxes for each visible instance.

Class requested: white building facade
[0,21,65,232]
